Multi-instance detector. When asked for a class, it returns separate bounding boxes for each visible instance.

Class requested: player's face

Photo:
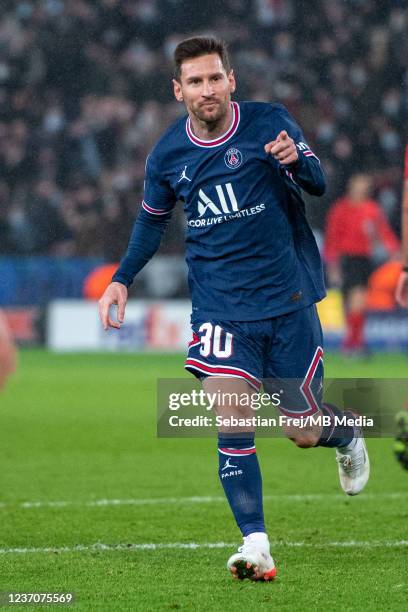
[348,175,372,202]
[173,54,236,124]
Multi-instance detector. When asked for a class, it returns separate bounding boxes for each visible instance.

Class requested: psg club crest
[224,147,243,169]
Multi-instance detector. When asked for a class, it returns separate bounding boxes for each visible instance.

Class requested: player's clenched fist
[98,282,128,330]
[264,130,298,165]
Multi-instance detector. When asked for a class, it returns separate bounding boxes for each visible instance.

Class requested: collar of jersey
[185,101,240,148]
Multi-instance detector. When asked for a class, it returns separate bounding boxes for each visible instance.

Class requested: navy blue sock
[316,403,356,448]
[218,433,265,537]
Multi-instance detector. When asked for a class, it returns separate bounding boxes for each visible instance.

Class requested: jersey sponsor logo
[188,182,266,228]
[296,141,320,162]
[224,147,243,169]
[178,165,192,183]
[198,183,238,217]
[296,142,309,151]
[221,457,238,470]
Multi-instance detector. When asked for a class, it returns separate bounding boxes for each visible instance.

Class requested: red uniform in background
[324,174,399,352]
[325,199,399,264]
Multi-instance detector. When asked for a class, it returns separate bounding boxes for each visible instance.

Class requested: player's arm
[99,153,176,330]
[99,210,170,329]
[395,149,408,307]
[374,205,400,256]
[264,105,326,196]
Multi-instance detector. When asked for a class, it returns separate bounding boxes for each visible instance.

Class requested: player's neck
[189,103,233,141]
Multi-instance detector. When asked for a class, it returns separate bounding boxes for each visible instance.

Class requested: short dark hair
[173,36,230,80]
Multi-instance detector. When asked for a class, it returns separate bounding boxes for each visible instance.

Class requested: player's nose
[202,80,215,96]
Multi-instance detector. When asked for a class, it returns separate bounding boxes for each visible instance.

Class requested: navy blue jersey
[114,101,326,322]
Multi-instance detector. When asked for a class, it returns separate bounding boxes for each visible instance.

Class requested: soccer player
[325,173,399,353]
[99,37,370,581]
[395,144,408,308]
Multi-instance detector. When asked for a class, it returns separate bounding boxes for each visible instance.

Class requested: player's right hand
[395,271,408,308]
[98,282,128,330]
[264,130,298,165]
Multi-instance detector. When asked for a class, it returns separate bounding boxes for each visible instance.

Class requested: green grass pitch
[1,350,408,611]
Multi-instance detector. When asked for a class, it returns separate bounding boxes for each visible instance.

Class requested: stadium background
[0,0,407,350]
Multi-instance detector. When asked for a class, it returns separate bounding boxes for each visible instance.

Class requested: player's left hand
[264,130,298,165]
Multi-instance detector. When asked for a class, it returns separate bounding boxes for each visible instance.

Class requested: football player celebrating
[99,37,370,581]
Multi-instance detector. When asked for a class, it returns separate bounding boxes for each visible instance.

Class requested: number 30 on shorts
[198,323,233,358]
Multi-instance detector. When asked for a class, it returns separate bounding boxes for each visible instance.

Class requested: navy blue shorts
[185,304,324,417]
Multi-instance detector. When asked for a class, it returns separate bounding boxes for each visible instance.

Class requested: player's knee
[292,433,317,449]
[283,425,319,448]
[214,404,254,434]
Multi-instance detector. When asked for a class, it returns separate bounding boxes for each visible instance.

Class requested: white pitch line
[1,540,408,555]
[0,492,407,510]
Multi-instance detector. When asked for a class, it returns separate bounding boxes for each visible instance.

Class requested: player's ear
[172,79,183,102]
[228,69,236,94]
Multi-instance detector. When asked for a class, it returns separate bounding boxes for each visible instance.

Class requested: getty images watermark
[157,378,408,437]
[168,389,281,411]
[166,389,373,429]
[168,389,280,429]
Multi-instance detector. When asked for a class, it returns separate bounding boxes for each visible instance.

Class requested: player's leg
[185,320,276,580]
[203,375,276,581]
[265,304,370,495]
[341,256,370,354]
[394,404,408,471]
[343,285,367,352]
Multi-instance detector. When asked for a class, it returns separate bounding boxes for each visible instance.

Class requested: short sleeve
[142,153,176,217]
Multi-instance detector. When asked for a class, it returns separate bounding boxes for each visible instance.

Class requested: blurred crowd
[0,0,407,259]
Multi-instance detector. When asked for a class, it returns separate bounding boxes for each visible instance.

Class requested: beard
[192,99,229,126]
